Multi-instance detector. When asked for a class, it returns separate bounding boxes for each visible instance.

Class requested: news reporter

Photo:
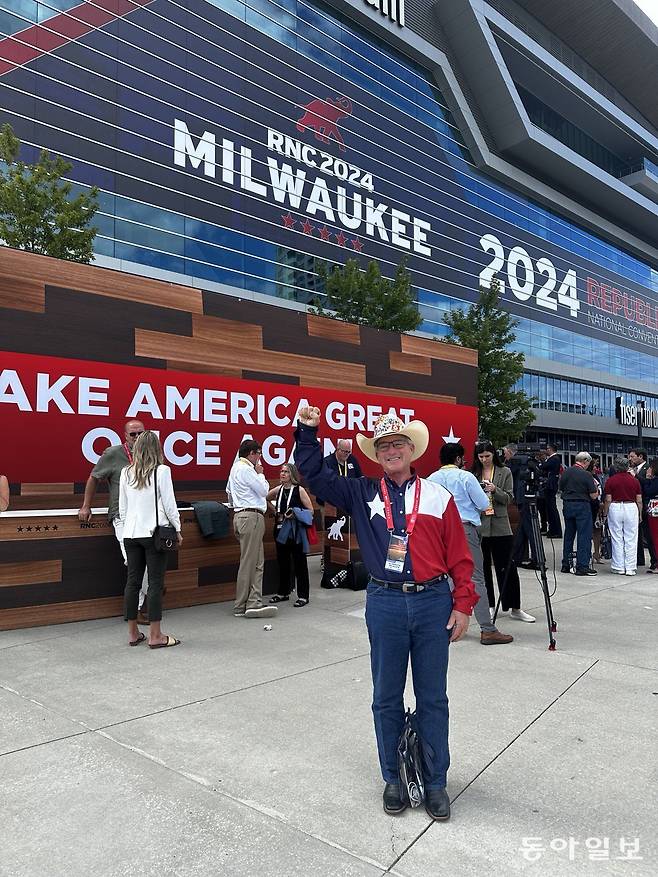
[472,442,535,622]
[119,431,182,648]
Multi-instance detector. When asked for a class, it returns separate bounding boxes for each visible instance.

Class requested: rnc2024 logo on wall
[173,94,432,258]
[296,96,353,153]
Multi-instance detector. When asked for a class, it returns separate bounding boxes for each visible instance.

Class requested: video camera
[516,446,548,499]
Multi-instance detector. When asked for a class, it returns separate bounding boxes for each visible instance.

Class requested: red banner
[0,351,477,482]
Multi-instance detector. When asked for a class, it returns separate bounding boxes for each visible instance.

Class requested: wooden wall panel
[0,249,203,314]
[0,249,478,629]
[0,274,45,312]
[164,569,199,592]
[307,314,360,345]
[21,483,75,496]
[191,313,263,347]
[389,350,433,376]
[401,333,478,366]
[135,328,368,391]
[0,560,62,587]
[0,516,115,540]
[0,582,237,630]
[177,544,240,570]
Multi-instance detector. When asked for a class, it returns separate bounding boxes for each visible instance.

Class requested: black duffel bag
[344,560,368,590]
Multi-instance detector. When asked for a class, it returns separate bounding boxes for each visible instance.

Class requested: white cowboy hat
[356,413,430,463]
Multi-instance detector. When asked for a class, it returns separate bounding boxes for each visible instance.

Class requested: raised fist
[298,406,321,427]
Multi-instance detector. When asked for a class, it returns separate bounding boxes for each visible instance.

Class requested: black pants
[275,539,310,601]
[545,491,562,537]
[124,537,167,622]
[637,513,657,567]
[482,534,521,611]
[537,496,548,532]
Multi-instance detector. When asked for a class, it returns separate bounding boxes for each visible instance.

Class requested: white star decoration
[367,494,386,520]
[442,426,461,444]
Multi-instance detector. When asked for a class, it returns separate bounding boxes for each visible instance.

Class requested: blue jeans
[365,580,453,789]
[562,502,593,571]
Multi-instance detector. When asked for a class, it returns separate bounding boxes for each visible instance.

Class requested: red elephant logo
[296,96,353,152]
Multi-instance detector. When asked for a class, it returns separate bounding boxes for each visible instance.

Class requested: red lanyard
[380,477,421,536]
[123,442,133,464]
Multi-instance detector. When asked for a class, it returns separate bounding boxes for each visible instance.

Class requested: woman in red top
[603,458,642,575]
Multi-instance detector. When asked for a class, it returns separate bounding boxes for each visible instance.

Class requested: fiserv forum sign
[364,0,405,27]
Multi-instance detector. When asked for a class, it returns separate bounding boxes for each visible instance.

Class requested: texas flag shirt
[294,424,478,615]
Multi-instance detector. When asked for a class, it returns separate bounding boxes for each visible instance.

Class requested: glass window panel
[190,260,245,289]
[93,236,115,258]
[115,220,184,255]
[185,239,243,271]
[115,243,185,275]
[204,0,246,21]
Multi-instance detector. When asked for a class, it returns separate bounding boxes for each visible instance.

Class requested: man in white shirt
[227,439,277,618]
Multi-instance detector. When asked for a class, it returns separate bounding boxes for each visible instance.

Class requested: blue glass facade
[516,374,658,419]
[3,0,658,393]
[515,84,633,179]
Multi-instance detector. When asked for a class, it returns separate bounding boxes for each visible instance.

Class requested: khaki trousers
[233,510,265,611]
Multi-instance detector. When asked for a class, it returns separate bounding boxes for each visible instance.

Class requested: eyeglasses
[128,431,143,438]
[376,439,409,452]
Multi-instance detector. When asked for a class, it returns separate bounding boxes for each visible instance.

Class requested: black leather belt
[369,575,448,593]
[234,508,265,516]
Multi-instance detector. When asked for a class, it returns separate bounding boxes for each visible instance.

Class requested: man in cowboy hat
[294,407,477,821]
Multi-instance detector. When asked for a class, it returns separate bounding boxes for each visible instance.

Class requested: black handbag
[153,465,178,552]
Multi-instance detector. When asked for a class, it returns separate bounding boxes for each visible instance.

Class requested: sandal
[148,635,181,649]
[293,598,309,607]
[269,595,289,603]
[129,631,146,647]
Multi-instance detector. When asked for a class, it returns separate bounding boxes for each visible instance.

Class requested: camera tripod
[492,496,557,651]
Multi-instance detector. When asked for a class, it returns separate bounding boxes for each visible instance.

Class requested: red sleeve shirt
[605,473,641,502]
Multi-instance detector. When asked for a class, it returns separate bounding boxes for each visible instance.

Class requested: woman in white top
[119,431,182,648]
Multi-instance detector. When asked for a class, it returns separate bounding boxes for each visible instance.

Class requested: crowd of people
[494,442,658,577]
[555,447,658,577]
[4,413,655,820]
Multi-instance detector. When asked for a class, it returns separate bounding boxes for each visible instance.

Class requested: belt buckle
[402,582,416,593]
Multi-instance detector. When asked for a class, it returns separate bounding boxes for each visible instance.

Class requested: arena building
[2,0,658,466]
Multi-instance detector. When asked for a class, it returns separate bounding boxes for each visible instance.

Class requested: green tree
[442,275,534,446]
[0,123,98,263]
[312,257,422,332]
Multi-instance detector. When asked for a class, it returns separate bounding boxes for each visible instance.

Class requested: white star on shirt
[367,494,386,520]
[442,426,461,444]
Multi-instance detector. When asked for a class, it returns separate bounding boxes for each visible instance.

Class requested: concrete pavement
[1,551,656,876]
